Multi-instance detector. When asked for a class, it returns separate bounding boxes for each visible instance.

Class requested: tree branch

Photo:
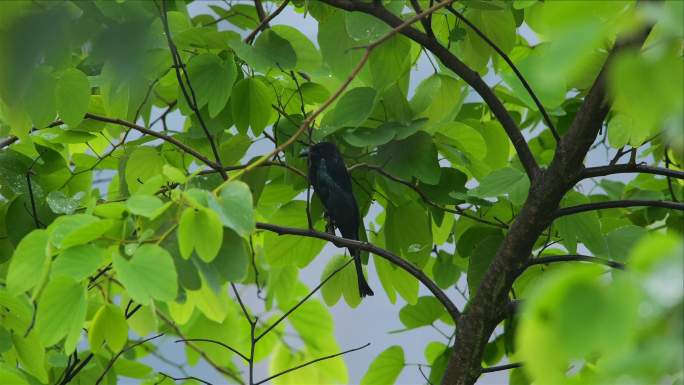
[580,163,684,181]
[94,333,164,385]
[255,222,461,322]
[255,259,354,343]
[159,0,226,179]
[445,5,560,142]
[174,338,249,362]
[555,199,684,218]
[320,0,540,180]
[520,254,625,275]
[244,0,290,44]
[0,136,18,149]
[351,163,507,229]
[253,343,370,385]
[481,362,522,374]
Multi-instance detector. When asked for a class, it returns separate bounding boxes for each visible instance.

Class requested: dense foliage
[0,1,682,385]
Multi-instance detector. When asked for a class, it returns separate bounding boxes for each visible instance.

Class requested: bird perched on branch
[301,142,374,297]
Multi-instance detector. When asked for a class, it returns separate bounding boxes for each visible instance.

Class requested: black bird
[303,142,374,297]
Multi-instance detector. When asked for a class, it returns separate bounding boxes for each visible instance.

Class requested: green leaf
[377,131,441,184]
[320,255,348,307]
[125,147,166,193]
[0,364,29,385]
[187,53,237,118]
[89,304,128,353]
[46,191,82,215]
[11,333,48,383]
[369,35,411,91]
[399,296,446,329]
[385,201,432,268]
[317,87,378,139]
[56,68,90,126]
[271,25,322,72]
[231,77,272,135]
[24,66,56,128]
[289,299,335,352]
[215,228,250,282]
[605,225,647,261]
[360,345,405,385]
[254,29,297,70]
[7,229,49,294]
[52,244,106,281]
[410,74,466,124]
[557,192,606,254]
[178,207,223,262]
[49,214,110,249]
[319,12,365,80]
[264,201,326,267]
[126,194,164,218]
[432,121,488,162]
[467,234,504,296]
[113,244,178,305]
[473,167,530,205]
[343,125,395,148]
[35,275,87,352]
[210,181,255,238]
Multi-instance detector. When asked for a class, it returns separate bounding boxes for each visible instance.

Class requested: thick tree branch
[555,199,684,217]
[320,0,540,180]
[445,5,560,142]
[439,13,658,385]
[256,222,461,322]
[580,163,684,180]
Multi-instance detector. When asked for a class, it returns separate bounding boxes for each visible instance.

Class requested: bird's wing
[325,152,354,193]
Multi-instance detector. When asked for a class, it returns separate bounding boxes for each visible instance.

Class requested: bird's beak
[298,149,309,158]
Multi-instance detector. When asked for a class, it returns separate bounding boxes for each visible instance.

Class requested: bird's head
[300,142,341,163]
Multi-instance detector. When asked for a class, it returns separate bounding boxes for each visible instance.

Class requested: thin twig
[555,199,684,218]
[446,5,559,141]
[481,362,522,373]
[94,333,164,385]
[244,0,291,44]
[174,339,248,362]
[255,258,354,342]
[253,343,371,385]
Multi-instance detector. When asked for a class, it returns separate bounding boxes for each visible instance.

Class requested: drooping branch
[520,254,625,275]
[256,222,461,322]
[580,163,684,181]
[159,0,226,179]
[445,5,560,142]
[320,0,540,180]
[253,343,371,385]
[555,199,684,218]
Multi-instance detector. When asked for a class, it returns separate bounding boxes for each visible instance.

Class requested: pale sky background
[132,2,613,385]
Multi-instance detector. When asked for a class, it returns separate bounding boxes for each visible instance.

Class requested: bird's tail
[352,251,374,297]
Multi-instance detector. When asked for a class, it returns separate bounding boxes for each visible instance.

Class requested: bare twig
[244,0,291,44]
[94,334,164,385]
[446,5,560,141]
[253,343,371,385]
[555,199,684,218]
[174,339,248,362]
[481,362,522,374]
